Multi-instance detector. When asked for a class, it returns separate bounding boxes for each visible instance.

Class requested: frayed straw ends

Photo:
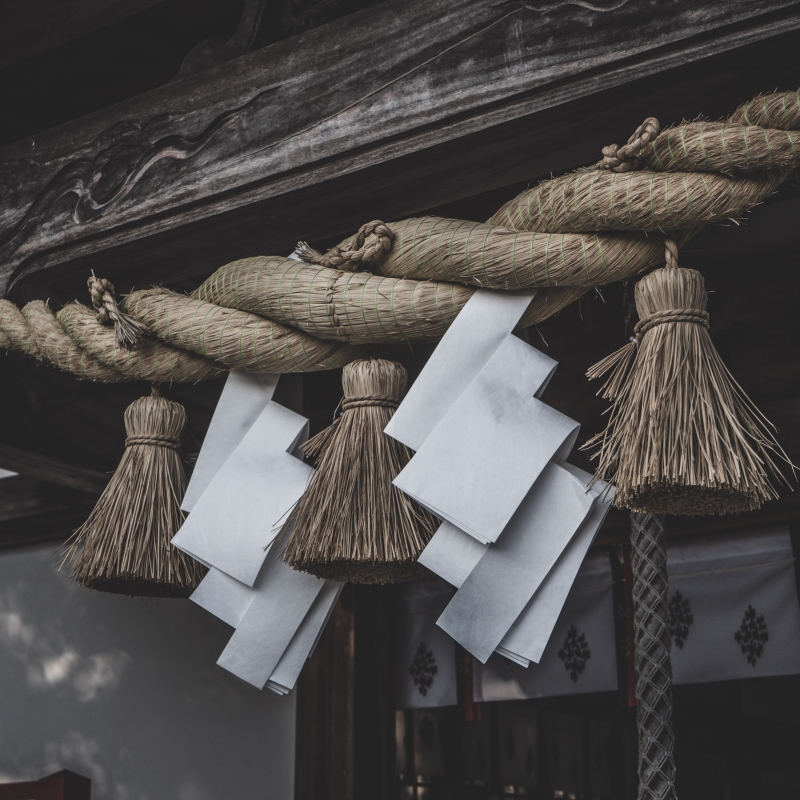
[281,359,438,584]
[88,275,151,351]
[585,264,793,515]
[63,386,206,597]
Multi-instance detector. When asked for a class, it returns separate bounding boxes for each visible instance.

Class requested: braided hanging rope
[630,512,677,800]
[0,89,799,381]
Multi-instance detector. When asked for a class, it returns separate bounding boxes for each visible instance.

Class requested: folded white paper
[191,562,343,694]
[182,371,279,512]
[385,290,545,451]
[418,467,614,667]
[216,554,326,690]
[417,521,489,588]
[436,462,595,663]
[496,474,614,666]
[394,334,576,544]
[173,401,311,586]
[191,566,256,628]
[474,552,618,700]
[267,580,344,694]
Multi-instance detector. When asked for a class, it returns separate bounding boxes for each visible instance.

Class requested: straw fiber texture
[57,302,222,383]
[64,389,206,597]
[487,170,782,234]
[21,301,124,383]
[281,359,438,584]
[122,288,366,372]
[584,265,791,515]
[641,122,800,174]
[0,90,798,380]
[729,90,800,129]
[366,217,664,289]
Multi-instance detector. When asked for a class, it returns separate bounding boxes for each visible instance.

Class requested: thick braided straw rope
[1,90,799,381]
[630,513,677,800]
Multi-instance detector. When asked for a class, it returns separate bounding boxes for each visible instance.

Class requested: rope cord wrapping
[340,394,400,411]
[630,513,677,800]
[125,434,181,450]
[1,89,799,381]
[634,308,710,338]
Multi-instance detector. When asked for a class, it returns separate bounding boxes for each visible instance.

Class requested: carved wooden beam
[2,0,800,300]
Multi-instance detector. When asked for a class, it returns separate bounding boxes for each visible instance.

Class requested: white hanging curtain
[669,526,800,684]
[395,578,458,709]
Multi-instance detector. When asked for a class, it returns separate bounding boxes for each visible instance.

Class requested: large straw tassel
[281,358,438,584]
[585,239,793,515]
[64,386,205,597]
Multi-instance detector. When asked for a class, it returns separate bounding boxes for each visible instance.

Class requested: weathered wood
[0,475,97,550]
[2,0,800,298]
[295,586,355,800]
[0,442,109,494]
[0,0,164,70]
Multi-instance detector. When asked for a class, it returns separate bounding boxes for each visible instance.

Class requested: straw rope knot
[340,394,400,412]
[296,220,394,271]
[599,117,661,172]
[664,237,679,270]
[87,273,151,351]
[634,308,710,339]
[124,433,181,451]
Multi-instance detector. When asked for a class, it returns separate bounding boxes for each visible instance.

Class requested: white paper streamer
[216,554,326,689]
[182,371,279,512]
[179,369,342,694]
[387,289,608,665]
[385,290,545,451]
[474,552,618,700]
[394,334,577,544]
[268,581,344,695]
[173,401,311,586]
[437,463,594,663]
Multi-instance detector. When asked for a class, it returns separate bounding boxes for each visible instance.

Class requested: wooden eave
[2,0,800,301]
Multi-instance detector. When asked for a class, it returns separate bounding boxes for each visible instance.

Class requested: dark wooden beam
[0,0,165,70]
[0,442,108,495]
[0,475,97,550]
[2,0,800,300]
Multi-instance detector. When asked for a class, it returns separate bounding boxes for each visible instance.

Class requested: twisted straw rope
[1,90,798,382]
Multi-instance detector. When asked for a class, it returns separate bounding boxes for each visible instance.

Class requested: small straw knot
[87,272,151,350]
[296,220,394,272]
[599,117,661,172]
[634,308,710,339]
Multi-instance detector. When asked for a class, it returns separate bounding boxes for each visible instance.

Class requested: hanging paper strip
[386,290,614,665]
[668,527,800,684]
[472,551,617,700]
[173,370,342,693]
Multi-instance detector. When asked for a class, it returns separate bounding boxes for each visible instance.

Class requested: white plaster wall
[0,544,295,800]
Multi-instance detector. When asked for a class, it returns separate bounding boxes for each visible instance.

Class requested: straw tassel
[281,358,438,584]
[63,386,206,597]
[584,238,794,515]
